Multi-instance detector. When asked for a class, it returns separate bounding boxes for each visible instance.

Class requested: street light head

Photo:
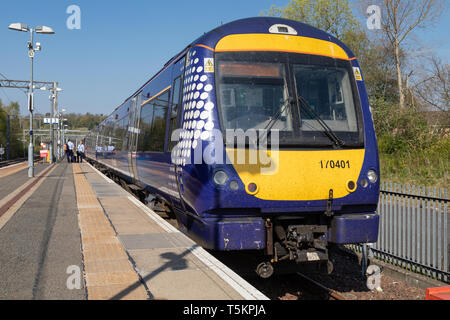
[35,25,54,34]
[9,23,29,32]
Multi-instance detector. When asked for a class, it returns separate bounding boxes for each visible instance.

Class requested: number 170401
[320,160,350,169]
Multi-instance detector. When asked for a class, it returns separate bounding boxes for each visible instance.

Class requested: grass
[379,137,449,189]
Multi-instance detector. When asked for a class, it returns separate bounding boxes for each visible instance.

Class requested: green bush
[372,100,449,187]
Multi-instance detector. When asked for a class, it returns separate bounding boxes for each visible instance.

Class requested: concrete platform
[0,162,85,299]
[74,162,268,300]
[0,161,267,300]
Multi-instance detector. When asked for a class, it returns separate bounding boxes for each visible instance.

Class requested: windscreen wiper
[260,97,293,144]
[297,96,345,148]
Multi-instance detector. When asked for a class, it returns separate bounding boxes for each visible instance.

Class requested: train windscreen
[216,52,364,148]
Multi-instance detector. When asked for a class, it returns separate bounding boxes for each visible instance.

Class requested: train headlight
[213,170,228,186]
[361,178,369,188]
[229,180,239,191]
[367,170,378,183]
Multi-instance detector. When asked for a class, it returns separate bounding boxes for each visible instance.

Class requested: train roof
[190,17,355,58]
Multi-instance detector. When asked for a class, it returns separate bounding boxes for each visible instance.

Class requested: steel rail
[0,156,41,168]
[296,272,346,300]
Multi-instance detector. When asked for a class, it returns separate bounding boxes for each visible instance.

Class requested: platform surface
[0,162,85,299]
[0,161,267,300]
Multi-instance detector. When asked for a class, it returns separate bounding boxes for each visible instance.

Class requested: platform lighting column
[49,83,61,164]
[59,109,66,160]
[8,23,55,177]
[57,112,61,160]
[28,28,35,175]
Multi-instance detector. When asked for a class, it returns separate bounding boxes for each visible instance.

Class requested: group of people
[64,140,85,163]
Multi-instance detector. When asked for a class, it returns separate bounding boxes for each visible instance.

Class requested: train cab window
[293,65,358,133]
[217,61,291,132]
[138,90,170,152]
[216,52,364,148]
[168,76,182,152]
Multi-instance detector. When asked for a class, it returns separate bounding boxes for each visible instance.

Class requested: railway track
[296,272,346,300]
[0,158,26,168]
[0,156,40,168]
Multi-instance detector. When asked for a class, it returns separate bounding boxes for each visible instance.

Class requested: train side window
[138,90,170,153]
[111,116,127,152]
[168,76,182,152]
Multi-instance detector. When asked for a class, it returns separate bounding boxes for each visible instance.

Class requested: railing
[349,182,449,283]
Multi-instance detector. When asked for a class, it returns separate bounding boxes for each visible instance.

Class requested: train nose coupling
[285,225,329,263]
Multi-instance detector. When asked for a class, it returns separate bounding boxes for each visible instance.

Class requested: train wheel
[256,262,274,279]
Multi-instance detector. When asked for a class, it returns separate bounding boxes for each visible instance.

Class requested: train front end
[174,17,379,276]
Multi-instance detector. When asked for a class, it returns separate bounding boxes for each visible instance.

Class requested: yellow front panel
[226,149,365,201]
[215,34,350,60]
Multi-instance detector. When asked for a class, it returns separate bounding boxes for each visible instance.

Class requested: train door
[95,132,99,160]
[167,75,185,210]
[166,56,187,211]
[127,95,141,183]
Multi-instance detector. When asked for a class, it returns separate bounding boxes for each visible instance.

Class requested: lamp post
[63,124,68,161]
[40,84,62,163]
[59,109,67,160]
[9,23,55,177]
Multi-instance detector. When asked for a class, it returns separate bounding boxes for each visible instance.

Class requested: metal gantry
[0,79,61,164]
[22,128,89,160]
[0,79,55,90]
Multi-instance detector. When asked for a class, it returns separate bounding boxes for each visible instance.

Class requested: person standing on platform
[64,142,70,163]
[77,140,85,163]
[67,140,75,163]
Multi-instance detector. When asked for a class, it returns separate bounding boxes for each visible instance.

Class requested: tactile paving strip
[72,164,148,300]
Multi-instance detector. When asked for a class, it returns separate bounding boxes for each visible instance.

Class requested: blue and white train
[85,17,380,277]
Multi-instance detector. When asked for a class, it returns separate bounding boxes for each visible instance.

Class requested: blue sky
[0,0,448,116]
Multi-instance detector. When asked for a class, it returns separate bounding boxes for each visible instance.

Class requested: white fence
[350,182,449,283]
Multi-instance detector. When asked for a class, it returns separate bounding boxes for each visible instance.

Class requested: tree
[414,56,449,112]
[263,0,359,40]
[363,0,446,109]
[63,112,106,130]
[0,100,24,159]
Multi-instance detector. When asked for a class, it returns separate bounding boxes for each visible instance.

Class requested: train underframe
[259,216,331,278]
